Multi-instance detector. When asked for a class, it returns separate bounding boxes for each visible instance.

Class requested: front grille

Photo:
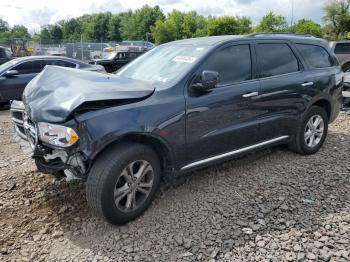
[10,101,26,140]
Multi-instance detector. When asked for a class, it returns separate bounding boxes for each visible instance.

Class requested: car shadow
[39,127,350,260]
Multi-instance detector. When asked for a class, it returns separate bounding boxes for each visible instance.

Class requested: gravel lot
[0,108,349,262]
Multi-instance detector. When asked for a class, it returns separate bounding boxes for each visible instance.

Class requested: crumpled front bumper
[10,100,34,156]
[10,100,87,179]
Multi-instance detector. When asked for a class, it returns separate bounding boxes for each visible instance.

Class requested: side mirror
[192,70,219,92]
[5,70,19,77]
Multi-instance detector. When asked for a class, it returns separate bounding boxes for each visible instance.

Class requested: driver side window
[13,60,44,75]
[202,44,252,86]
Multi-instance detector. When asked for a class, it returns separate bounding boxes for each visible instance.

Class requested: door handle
[301,81,314,87]
[242,91,259,98]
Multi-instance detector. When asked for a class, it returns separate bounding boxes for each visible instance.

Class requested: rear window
[297,44,334,68]
[256,43,300,78]
[334,43,350,54]
[45,60,76,68]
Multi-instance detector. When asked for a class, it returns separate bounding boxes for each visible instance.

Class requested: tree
[11,25,30,39]
[108,14,122,41]
[152,10,206,44]
[323,0,350,40]
[0,18,9,32]
[255,12,288,32]
[291,19,323,37]
[83,13,112,41]
[207,16,252,35]
[120,5,164,41]
[40,28,51,43]
[61,18,82,41]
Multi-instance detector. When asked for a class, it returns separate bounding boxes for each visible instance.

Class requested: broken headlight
[38,122,79,147]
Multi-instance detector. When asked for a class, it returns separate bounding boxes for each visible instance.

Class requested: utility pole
[290,0,295,27]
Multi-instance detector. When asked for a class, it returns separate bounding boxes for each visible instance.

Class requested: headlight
[38,122,79,147]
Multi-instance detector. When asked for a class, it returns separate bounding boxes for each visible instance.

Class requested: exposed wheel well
[342,61,350,72]
[312,99,331,120]
[95,134,173,173]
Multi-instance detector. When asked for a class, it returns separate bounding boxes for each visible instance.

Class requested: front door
[185,42,264,167]
[0,60,44,101]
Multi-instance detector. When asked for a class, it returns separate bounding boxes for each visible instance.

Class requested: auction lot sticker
[172,56,197,63]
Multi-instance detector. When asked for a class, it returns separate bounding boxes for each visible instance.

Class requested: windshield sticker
[172,56,197,63]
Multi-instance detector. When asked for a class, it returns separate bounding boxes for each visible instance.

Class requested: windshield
[103,52,116,60]
[0,59,16,72]
[116,44,210,88]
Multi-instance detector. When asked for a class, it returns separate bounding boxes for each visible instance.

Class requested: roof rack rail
[248,32,315,38]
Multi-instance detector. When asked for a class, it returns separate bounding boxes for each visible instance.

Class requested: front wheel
[289,106,329,154]
[86,143,161,225]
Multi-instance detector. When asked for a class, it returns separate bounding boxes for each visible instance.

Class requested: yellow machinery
[11,38,32,57]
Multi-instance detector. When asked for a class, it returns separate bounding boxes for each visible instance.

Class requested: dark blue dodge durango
[12,34,343,224]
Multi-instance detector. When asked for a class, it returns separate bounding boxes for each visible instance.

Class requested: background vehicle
[117,41,155,51]
[90,49,145,72]
[12,34,343,225]
[330,41,350,72]
[0,56,105,103]
[343,72,350,109]
[0,46,13,65]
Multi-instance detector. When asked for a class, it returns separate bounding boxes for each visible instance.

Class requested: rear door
[185,41,263,167]
[0,60,44,101]
[254,40,311,141]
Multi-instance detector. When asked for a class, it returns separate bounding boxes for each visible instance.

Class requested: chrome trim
[301,82,314,87]
[11,117,23,125]
[242,91,259,98]
[181,136,289,170]
[343,91,350,98]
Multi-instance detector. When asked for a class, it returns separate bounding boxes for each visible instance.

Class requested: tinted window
[203,45,252,85]
[256,43,299,78]
[297,44,334,68]
[0,49,5,58]
[13,60,44,74]
[45,60,76,68]
[334,43,350,54]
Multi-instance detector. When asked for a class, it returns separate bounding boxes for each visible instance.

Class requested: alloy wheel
[304,115,324,148]
[113,160,154,213]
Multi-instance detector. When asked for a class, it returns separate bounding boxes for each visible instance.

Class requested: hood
[23,66,154,123]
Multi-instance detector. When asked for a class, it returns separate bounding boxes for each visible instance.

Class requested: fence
[0,39,152,62]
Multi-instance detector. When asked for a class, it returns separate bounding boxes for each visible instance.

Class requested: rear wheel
[86,143,161,225]
[289,106,328,154]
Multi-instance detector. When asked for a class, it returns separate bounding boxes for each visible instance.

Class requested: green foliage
[0,18,10,32]
[323,0,350,40]
[291,19,323,37]
[207,16,252,36]
[11,25,30,39]
[120,5,164,41]
[152,10,206,44]
[255,11,288,32]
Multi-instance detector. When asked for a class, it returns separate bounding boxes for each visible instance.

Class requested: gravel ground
[0,108,349,262]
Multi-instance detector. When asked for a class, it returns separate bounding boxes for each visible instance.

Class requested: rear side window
[256,43,299,78]
[203,45,252,85]
[45,60,77,68]
[297,44,333,68]
[13,60,44,74]
[334,43,350,54]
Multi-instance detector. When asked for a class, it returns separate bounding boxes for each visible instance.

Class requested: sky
[0,0,328,33]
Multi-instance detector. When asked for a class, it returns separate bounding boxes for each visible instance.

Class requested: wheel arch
[311,98,332,120]
[90,133,175,173]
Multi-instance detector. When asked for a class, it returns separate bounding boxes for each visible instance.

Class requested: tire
[86,143,161,225]
[289,106,328,154]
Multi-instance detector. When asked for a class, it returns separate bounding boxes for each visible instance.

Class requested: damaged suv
[12,34,343,224]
